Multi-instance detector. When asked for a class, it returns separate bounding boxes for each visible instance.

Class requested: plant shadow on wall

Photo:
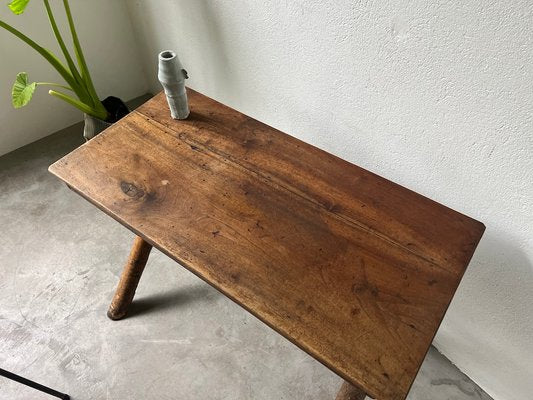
[0,0,128,140]
[441,230,533,383]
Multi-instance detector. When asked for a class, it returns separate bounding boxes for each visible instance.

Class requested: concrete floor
[0,107,494,400]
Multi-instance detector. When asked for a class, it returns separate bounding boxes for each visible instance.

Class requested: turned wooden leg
[335,381,367,400]
[107,235,152,320]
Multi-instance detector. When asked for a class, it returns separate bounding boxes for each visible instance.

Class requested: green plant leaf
[12,72,36,108]
[8,0,31,15]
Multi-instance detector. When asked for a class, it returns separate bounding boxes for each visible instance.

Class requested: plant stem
[49,89,107,120]
[36,82,73,91]
[43,0,91,105]
[63,0,107,119]
[0,19,81,94]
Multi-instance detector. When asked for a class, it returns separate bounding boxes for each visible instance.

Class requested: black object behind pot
[102,96,129,123]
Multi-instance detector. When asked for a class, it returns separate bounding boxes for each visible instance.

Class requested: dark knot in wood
[120,181,145,199]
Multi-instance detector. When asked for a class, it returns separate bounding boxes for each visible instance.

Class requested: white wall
[0,0,147,156]
[125,1,532,399]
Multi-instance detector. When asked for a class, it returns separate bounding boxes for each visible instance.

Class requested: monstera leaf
[12,72,36,108]
[8,0,31,15]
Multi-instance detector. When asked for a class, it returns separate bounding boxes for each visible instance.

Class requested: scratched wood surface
[49,89,485,400]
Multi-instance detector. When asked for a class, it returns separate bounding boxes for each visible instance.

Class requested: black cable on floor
[0,368,70,400]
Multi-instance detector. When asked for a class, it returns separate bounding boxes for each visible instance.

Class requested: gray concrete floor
[0,105,494,400]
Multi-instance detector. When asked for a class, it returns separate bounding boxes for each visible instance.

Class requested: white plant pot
[82,96,129,141]
[83,114,112,141]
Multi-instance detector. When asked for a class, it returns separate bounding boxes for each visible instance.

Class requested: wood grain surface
[49,89,485,400]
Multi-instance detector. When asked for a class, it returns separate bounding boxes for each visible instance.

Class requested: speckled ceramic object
[158,50,189,119]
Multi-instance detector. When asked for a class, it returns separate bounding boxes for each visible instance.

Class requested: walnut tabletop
[49,89,485,400]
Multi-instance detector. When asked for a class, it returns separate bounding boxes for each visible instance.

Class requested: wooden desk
[49,89,484,400]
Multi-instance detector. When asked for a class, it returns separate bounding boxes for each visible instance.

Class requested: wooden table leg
[107,235,152,320]
[335,380,367,400]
